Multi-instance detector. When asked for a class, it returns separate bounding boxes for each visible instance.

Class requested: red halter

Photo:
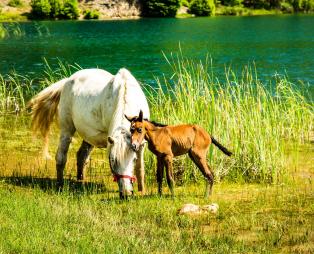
[113,174,137,184]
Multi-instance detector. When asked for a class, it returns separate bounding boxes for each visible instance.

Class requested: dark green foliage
[289,0,314,12]
[220,0,243,6]
[189,0,215,16]
[30,0,80,19]
[181,0,191,7]
[83,9,100,19]
[8,0,23,7]
[49,0,62,18]
[60,0,79,19]
[223,0,314,12]
[141,0,181,17]
[30,0,51,18]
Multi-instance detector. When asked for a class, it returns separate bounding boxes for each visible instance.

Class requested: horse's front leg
[76,141,93,180]
[164,154,175,196]
[56,134,72,189]
[135,144,145,194]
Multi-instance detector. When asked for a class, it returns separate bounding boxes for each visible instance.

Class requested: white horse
[29,68,150,197]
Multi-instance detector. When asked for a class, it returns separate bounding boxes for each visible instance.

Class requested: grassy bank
[0,57,313,183]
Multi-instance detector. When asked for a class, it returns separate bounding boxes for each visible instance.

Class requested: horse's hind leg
[135,145,145,194]
[76,141,93,180]
[56,133,73,189]
[188,149,214,197]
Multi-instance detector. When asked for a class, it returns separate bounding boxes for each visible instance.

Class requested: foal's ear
[108,136,115,144]
[125,114,133,122]
[138,110,143,122]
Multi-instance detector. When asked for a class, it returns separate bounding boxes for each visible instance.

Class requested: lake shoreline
[1,7,313,22]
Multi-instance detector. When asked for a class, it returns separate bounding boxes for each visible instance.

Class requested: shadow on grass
[0,176,112,195]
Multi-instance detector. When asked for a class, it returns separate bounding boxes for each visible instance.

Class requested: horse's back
[58,69,115,146]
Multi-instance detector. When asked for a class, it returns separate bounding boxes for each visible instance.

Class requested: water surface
[0,15,313,85]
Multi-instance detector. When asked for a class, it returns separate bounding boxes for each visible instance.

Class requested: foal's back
[163,124,211,156]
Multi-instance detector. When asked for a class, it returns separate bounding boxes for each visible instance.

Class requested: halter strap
[109,155,136,183]
[113,174,137,183]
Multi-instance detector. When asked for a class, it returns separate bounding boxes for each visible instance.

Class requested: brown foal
[126,110,232,197]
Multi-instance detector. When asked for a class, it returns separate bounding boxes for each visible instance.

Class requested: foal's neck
[144,121,164,144]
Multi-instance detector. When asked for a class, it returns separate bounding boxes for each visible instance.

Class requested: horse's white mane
[109,127,136,174]
[108,68,132,137]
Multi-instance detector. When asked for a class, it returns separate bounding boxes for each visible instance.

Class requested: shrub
[220,0,243,6]
[189,0,215,16]
[141,0,181,17]
[280,1,294,12]
[30,0,80,19]
[181,0,191,7]
[49,0,63,18]
[83,9,100,19]
[30,0,51,18]
[60,0,80,19]
[8,0,23,7]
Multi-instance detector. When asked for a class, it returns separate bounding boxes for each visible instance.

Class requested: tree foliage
[30,0,80,19]
[189,0,215,16]
[141,0,181,17]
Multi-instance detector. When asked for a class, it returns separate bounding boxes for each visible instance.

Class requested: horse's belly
[77,129,108,148]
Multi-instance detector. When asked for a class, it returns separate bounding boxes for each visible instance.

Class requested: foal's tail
[27,78,68,159]
[211,136,232,156]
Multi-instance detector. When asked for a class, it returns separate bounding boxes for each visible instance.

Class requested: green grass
[0,57,313,252]
[0,179,313,253]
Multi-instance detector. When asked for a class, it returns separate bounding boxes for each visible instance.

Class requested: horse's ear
[125,114,133,122]
[108,136,115,144]
[138,110,143,122]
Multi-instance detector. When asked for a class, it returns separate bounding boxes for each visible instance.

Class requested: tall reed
[145,55,313,183]
[0,58,312,183]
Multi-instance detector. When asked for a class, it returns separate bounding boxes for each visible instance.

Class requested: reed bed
[146,55,313,183]
[0,58,312,184]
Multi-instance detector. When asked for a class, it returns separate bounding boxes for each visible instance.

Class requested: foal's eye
[130,127,135,133]
[137,128,142,133]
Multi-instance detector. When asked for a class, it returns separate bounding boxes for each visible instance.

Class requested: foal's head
[125,110,147,152]
[107,127,137,199]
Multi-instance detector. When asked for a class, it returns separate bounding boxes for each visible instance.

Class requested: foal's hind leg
[56,133,73,189]
[188,149,214,197]
[76,141,93,180]
[156,157,165,195]
[164,155,175,196]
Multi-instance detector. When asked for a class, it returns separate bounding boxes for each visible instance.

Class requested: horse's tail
[211,136,232,156]
[28,78,68,159]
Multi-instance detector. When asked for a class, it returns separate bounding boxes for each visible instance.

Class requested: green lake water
[0,15,313,85]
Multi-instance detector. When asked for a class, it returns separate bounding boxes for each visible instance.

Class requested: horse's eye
[137,128,142,133]
[130,127,135,133]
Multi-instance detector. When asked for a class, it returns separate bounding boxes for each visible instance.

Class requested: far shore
[1,7,313,22]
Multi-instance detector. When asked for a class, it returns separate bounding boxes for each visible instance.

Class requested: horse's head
[108,127,137,199]
[125,110,147,152]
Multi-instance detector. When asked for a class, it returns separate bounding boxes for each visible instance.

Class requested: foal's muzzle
[131,143,139,152]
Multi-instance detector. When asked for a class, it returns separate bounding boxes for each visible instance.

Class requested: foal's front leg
[135,145,146,194]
